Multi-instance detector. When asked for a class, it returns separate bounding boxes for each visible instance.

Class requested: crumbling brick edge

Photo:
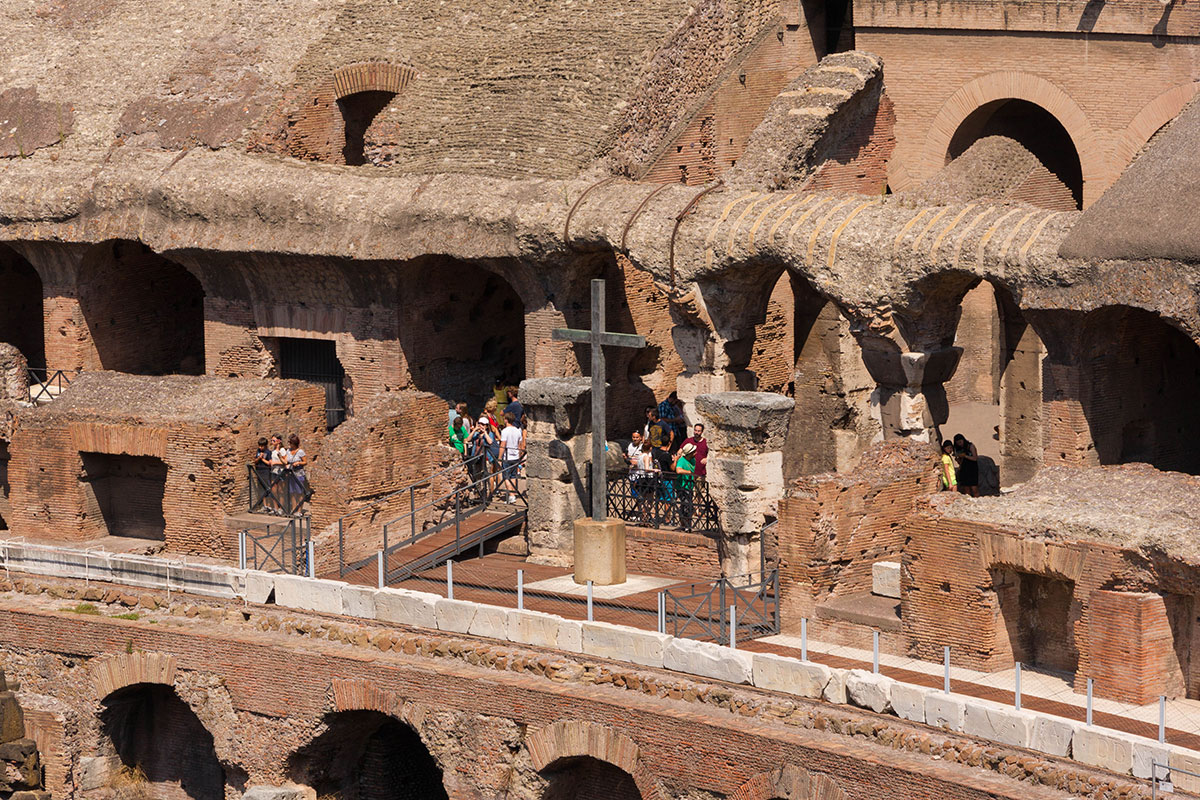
[0,539,1188,789]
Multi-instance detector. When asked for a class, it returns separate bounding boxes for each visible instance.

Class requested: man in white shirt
[499,411,525,503]
[625,431,643,468]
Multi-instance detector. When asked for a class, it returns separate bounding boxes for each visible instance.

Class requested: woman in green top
[449,416,469,456]
[674,442,698,531]
[940,440,957,491]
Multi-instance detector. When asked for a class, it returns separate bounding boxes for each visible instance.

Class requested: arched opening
[746,270,876,480]
[0,245,45,372]
[78,241,205,375]
[271,337,348,429]
[339,90,396,166]
[99,683,225,800]
[398,257,525,409]
[288,710,448,800]
[1078,306,1200,474]
[948,99,1083,209]
[540,756,641,800]
[943,281,1045,490]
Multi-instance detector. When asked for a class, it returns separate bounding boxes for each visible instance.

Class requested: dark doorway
[288,710,448,800]
[541,756,641,800]
[0,440,9,531]
[101,683,225,800]
[81,453,167,540]
[398,258,525,408]
[79,241,205,375]
[339,91,396,166]
[995,569,1078,673]
[0,246,45,371]
[948,100,1083,209]
[278,338,347,429]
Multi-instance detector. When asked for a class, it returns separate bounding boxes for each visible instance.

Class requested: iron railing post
[410,486,416,541]
[338,518,344,577]
[719,579,727,645]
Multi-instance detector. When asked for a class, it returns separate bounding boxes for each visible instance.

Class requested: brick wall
[1083,590,1189,704]
[625,526,721,580]
[77,241,205,375]
[777,441,939,623]
[802,93,895,195]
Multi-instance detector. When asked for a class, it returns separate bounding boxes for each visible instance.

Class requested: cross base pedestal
[573,519,627,586]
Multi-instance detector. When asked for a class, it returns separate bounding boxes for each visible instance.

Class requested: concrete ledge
[167,564,243,599]
[1073,726,1134,774]
[581,621,670,668]
[244,571,276,604]
[273,575,345,615]
[375,588,438,629]
[466,604,509,640]
[890,682,930,724]
[435,598,479,634]
[1032,715,1077,758]
[663,639,752,685]
[822,668,848,704]
[108,555,170,588]
[507,610,563,649]
[846,669,894,714]
[750,653,831,699]
[925,692,966,732]
[1170,747,1200,792]
[963,700,1035,748]
[341,585,377,619]
[1132,738,1170,780]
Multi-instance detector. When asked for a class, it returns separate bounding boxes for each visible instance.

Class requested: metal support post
[587,580,594,621]
[447,559,454,600]
[1160,696,1166,744]
[729,605,737,649]
[943,646,951,694]
[238,531,247,571]
[872,631,880,674]
[307,540,315,579]
[657,592,665,634]
[377,551,384,589]
[517,569,524,610]
[1087,678,1094,726]
[1015,662,1022,711]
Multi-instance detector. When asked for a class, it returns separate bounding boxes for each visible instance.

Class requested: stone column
[520,377,593,567]
[695,392,794,576]
[859,338,962,443]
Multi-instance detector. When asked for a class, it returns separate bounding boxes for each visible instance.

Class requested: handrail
[381,453,526,557]
[336,452,485,575]
[664,569,779,645]
[26,368,78,404]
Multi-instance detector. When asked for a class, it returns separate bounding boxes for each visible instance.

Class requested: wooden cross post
[552,279,646,522]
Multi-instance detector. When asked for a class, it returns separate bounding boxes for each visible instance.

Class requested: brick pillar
[1029,312,1093,468]
[1080,590,1188,704]
[695,391,794,576]
[520,377,592,567]
[203,297,272,379]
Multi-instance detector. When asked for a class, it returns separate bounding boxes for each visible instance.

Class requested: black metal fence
[26,368,76,404]
[248,464,312,516]
[605,470,720,534]
[242,515,310,575]
[665,570,779,645]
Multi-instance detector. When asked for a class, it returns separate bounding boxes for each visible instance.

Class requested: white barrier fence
[1,538,1197,791]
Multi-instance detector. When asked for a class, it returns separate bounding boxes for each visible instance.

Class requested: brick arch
[91,652,177,699]
[1115,82,1200,170]
[730,764,846,800]
[289,61,415,164]
[921,72,1103,205]
[526,719,661,800]
[329,678,427,729]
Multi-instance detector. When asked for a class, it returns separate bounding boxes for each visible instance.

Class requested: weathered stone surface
[273,576,344,616]
[889,682,929,724]
[822,668,848,704]
[506,610,563,650]
[0,738,39,791]
[1031,715,1077,758]
[925,692,966,731]
[872,561,901,599]
[0,692,24,743]
[466,604,510,641]
[664,639,752,685]
[963,700,1035,748]
[581,621,669,668]
[573,519,626,586]
[750,653,831,699]
[78,755,119,792]
[845,669,894,714]
[341,586,377,620]
[694,392,794,453]
[1170,746,1200,793]
[242,785,317,800]
[434,598,479,635]
[375,588,438,629]
[519,378,592,438]
[1131,737,1170,780]
[1072,727,1134,773]
[244,572,276,605]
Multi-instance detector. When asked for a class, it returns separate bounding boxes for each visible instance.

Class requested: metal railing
[337,453,487,576]
[665,570,779,645]
[248,464,312,516]
[605,469,721,534]
[26,368,77,404]
[375,454,527,585]
[241,515,310,575]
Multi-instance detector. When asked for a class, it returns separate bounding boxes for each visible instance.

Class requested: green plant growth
[69,603,101,615]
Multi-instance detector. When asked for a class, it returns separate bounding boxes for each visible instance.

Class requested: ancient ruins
[1,0,1199,797]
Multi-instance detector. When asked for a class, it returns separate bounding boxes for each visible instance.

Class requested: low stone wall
[0,538,1192,792]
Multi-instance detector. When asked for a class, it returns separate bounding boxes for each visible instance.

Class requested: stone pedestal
[573,519,627,585]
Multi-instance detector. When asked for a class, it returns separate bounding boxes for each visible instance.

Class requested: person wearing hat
[673,441,698,531]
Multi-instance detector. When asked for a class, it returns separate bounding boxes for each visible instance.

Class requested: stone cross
[552,279,646,521]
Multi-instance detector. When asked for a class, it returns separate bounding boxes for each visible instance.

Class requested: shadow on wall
[540,756,641,800]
